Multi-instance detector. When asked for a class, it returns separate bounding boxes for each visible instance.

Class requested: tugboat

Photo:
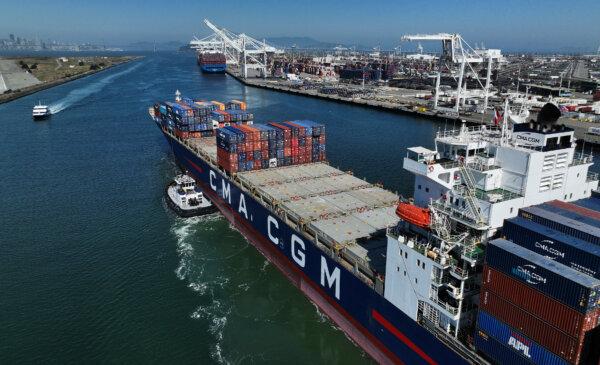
[32,102,51,120]
[165,174,218,217]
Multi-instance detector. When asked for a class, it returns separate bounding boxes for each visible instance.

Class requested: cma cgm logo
[512,264,547,285]
[208,170,342,300]
[514,133,542,146]
[535,240,565,259]
[508,334,531,358]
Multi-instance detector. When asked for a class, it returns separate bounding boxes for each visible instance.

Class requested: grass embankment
[0,56,139,104]
[13,56,134,83]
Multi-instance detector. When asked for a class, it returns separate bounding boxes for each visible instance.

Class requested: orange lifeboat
[396,202,431,228]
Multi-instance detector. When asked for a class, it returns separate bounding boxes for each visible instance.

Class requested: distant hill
[265,37,365,50]
[123,41,185,51]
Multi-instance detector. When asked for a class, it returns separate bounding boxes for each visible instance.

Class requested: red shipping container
[547,200,600,222]
[269,122,292,139]
[261,150,269,159]
[319,135,326,144]
[286,121,305,135]
[284,147,291,157]
[482,266,599,338]
[175,130,189,139]
[480,288,585,364]
[291,138,298,148]
[217,110,230,122]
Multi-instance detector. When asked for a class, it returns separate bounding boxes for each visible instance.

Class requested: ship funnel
[536,103,561,125]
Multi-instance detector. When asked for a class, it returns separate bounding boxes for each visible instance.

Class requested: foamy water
[48,61,144,114]
[170,214,233,364]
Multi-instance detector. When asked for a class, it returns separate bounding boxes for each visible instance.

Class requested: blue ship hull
[200,64,227,73]
[159,125,472,365]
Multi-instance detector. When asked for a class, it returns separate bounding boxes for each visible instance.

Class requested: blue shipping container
[476,310,568,365]
[519,206,600,246]
[486,239,600,313]
[574,196,600,213]
[474,331,532,365]
[503,217,600,279]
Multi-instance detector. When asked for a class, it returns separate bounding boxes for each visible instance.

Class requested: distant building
[9,33,14,42]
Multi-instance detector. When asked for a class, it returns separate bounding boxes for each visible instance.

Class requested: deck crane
[203,19,283,78]
[401,33,502,114]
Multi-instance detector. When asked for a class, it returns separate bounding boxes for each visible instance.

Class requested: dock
[225,68,600,145]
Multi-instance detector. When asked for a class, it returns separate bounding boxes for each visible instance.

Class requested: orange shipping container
[211,101,225,111]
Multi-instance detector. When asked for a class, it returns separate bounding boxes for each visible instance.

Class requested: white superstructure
[32,103,51,120]
[384,106,599,339]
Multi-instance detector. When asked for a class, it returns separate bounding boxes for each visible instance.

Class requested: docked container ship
[197,51,227,73]
[150,94,600,364]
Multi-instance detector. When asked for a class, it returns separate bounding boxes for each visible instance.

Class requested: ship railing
[467,161,501,172]
[587,171,599,182]
[436,125,498,138]
[421,320,491,365]
[429,296,459,316]
[439,160,460,169]
[387,228,448,266]
[450,263,469,279]
[571,152,594,166]
[430,200,487,229]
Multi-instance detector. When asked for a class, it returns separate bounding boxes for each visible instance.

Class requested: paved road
[0,59,40,92]
[572,60,589,80]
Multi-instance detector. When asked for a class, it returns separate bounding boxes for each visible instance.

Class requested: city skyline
[1,0,600,52]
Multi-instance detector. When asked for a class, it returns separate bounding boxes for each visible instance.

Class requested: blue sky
[2,0,599,51]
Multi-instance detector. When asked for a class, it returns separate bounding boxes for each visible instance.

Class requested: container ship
[150,94,600,364]
[197,51,227,73]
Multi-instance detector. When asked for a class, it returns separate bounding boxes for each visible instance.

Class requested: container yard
[188,20,600,144]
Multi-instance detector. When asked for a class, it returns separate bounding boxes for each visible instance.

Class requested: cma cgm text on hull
[151,96,600,365]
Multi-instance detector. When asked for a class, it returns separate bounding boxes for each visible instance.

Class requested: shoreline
[0,56,143,105]
[225,69,600,145]
[225,69,475,124]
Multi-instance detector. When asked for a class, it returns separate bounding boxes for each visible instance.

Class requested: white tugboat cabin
[166,174,217,217]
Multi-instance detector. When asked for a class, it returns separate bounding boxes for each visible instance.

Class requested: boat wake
[170,215,233,364]
[48,61,143,114]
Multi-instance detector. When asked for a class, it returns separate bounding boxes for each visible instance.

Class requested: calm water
[1,52,445,364]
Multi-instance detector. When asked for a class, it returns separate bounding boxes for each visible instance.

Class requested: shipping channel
[1,51,597,364]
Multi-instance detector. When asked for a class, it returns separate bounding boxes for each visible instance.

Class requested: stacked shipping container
[519,205,600,246]
[216,120,326,174]
[153,97,254,139]
[476,237,600,365]
[503,217,600,279]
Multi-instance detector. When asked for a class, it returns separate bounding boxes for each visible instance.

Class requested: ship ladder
[457,159,485,226]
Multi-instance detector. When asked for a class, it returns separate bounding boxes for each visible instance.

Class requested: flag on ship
[492,109,503,126]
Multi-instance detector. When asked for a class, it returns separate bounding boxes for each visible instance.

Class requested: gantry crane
[201,19,283,78]
[401,33,502,114]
